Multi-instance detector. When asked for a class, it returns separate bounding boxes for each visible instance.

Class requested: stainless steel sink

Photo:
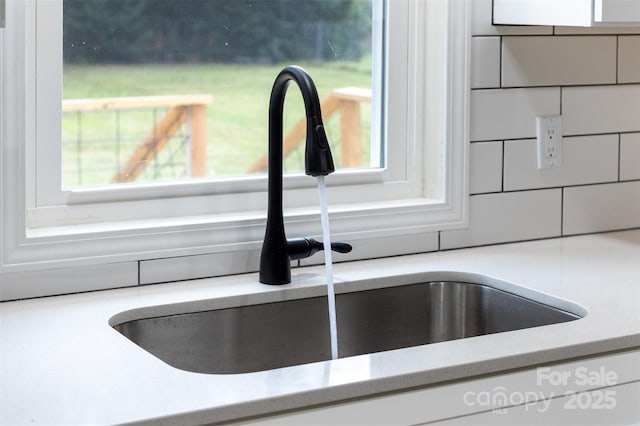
[113,281,581,374]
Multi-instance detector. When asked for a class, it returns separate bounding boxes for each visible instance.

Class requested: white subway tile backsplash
[300,231,439,266]
[440,189,561,250]
[470,88,560,141]
[471,0,553,36]
[443,5,639,256]
[503,135,619,191]
[620,133,640,181]
[563,85,640,135]
[563,181,640,235]
[554,27,640,35]
[502,36,616,87]
[0,262,138,301]
[140,249,260,284]
[618,36,640,84]
[469,141,503,194]
[471,37,501,88]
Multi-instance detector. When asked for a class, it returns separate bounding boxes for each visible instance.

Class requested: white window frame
[0,0,470,298]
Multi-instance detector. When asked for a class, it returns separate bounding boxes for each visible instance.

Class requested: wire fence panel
[62,95,211,188]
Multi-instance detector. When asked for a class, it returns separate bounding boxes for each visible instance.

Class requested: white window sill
[25,196,461,258]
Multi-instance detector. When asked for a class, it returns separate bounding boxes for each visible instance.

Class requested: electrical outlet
[536,115,562,169]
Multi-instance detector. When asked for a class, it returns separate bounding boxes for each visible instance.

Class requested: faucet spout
[270,65,335,177]
[259,66,349,285]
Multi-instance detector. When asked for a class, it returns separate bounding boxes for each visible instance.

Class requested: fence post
[189,104,208,177]
[339,99,362,168]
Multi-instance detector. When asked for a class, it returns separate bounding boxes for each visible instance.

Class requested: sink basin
[113,281,581,374]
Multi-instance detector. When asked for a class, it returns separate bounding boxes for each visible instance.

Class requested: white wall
[440,0,640,250]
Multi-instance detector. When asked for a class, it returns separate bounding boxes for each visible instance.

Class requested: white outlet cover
[536,115,563,170]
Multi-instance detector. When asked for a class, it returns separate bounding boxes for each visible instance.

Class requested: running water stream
[316,176,339,360]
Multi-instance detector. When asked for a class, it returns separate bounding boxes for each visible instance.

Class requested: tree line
[63,0,371,64]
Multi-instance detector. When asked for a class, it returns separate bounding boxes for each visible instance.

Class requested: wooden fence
[63,94,212,183]
[63,87,371,183]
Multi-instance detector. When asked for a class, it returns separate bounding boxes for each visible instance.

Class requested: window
[61,1,377,187]
[0,0,469,297]
[35,0,387,218]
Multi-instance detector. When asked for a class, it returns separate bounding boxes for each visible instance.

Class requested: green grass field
[62,60,372,187]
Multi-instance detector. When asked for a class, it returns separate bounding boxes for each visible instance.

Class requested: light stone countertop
[1,230,639,425]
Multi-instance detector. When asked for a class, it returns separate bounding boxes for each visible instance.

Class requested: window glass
[62,0,375,188]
